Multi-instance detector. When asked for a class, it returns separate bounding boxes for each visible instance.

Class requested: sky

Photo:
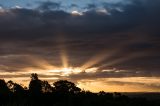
[0,0,160,92]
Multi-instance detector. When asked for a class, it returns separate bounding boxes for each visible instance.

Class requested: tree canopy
[0,73,159,106]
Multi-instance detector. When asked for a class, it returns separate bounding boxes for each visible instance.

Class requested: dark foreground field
[0,74,160,106]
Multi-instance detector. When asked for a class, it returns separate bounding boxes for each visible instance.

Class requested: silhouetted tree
[53,80,81,94]
[31,73,38,80]
[7,80,26,103]
[7,80,14,91]
[42,80,53,93]
[14,83,25,94]
[7,80,25,94]
[0,74,159,106]
[29,73,42,95]
[98,91,106,96]
[0,79,11,104]
[0,79,10,95]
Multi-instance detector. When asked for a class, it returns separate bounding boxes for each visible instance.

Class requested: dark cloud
[37,1,61,11]
[70,4,79,8]
[0,0,159,80]
[85,4,97,9]
[68,69,159,81]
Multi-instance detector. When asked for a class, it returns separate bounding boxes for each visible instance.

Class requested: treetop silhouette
[0,73,159,106]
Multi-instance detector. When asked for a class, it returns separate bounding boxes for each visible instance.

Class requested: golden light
[98,51,146,70]
[80,49,119,70]
[21,55,58,71]
[80,36,148,72]
[56,33,69,68]
[60,49,69,68]
[48,67,83,76]
[0,33,158,92]
[77,77,160,92]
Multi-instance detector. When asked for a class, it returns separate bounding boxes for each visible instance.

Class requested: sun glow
[0,33,158,92]
[48,67,83,76]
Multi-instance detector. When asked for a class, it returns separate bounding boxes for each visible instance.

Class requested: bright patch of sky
[0,0,129,9]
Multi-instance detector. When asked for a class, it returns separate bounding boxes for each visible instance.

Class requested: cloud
[37,1,61,11]
[0,0,159,81]
[107,81,160,90]
[77,77,160,92]
[68,69,159,81]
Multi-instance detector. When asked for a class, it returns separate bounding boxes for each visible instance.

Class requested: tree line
[0,73,159,106]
